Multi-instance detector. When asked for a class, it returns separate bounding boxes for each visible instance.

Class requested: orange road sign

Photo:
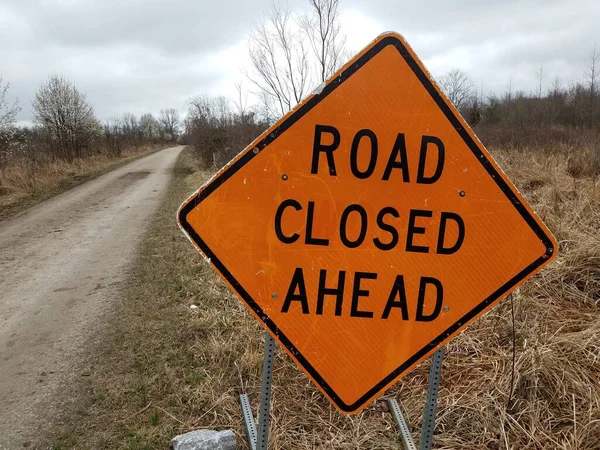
[178,32,557,414]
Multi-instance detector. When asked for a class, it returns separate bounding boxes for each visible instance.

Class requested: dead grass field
[49,145,599,449]
[0,144,165,219]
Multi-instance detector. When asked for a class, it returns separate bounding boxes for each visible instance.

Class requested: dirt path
[0,146,184,448]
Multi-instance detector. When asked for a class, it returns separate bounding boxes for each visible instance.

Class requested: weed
[150,412,160,426]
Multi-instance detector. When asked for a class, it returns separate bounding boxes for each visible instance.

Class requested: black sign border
[179,35,555,413]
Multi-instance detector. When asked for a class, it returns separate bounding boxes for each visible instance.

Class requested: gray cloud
[2,0,292,122]
[2,0,280,54]
[1,0,598,123]
[347,0,600,94]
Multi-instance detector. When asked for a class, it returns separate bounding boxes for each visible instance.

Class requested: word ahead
[178,32,556,414]
[282,269,443,322]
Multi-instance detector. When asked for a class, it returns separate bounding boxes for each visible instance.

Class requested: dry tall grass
[442,143,600,449]
[0,145,163,217]
[50,144,599,449]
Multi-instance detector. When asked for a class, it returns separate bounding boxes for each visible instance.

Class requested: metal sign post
[387,348,445,450]
[239,332,275,450]
[386,398,417,450]
[420,348,444,449]
[243,340,444,450]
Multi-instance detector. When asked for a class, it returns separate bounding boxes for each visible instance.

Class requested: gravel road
[0,146,184,448]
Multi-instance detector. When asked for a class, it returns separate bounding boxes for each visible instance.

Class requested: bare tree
[0,77,22,184]
[585,44,599,121]
[184,93,267,168]
[246,1,348,117]
[248,2,311,116]
[536,63,544,99]
[121,113,138,140]
[256,90,278,124]
[32,75,98,159]
[103,117,125,156]
[0,78,19,135]
[0,78,20,150]
[505,76,513,103]
[185,94,233,166]
[299,0,346,83]
[233,81,250,119]
[139,113,160,142]
[159,108,181,140]
[186,95,232,130]
[550,76,563,97]
[439,68,474,110]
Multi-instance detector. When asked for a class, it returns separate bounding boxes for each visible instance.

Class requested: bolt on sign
[178,32,557,414]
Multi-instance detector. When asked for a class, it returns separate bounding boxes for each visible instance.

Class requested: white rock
[171,429,236,450]
[190,304,198,310]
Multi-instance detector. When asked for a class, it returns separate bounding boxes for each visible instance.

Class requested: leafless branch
[439,68,474,110]
[158,108,181,140]
[247,2,326,116]
[299,0,346,83]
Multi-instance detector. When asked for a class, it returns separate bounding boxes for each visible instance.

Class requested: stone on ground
[170,429,236,450]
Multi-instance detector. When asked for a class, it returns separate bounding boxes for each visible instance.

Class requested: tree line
[0,74,182,178]
[440,47,600,148]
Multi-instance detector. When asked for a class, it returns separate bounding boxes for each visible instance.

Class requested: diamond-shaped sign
[178,33,556,414]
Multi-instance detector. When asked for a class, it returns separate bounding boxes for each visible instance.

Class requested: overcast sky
[2,0,599,125]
